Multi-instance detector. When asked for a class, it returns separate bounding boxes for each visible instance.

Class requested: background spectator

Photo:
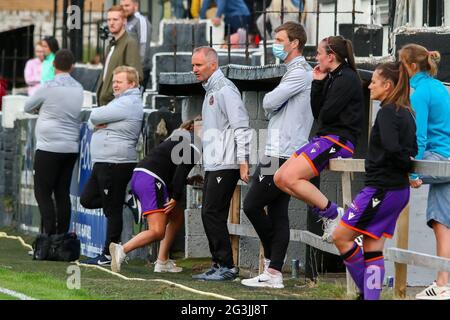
[24,41,45,96]
[191,0,217,19]
[201,0,251,38]
[40,36,60,84]
[121,0,152,89]
[172,0,187,19]
[0,77,7,111]
[96,5,142,107]
[257,0,305,40]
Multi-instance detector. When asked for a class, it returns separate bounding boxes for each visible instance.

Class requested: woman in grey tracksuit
[79,66,143,266]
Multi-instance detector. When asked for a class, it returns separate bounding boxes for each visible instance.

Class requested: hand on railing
[409,178,423,189]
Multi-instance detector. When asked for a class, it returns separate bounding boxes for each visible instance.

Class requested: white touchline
[0,287,36,300]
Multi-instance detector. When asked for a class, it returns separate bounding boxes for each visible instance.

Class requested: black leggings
[33,150,78,235]
[243,157,290,272]
[80,162,135,255]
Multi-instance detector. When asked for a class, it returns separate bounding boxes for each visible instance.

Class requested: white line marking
[0,287,36,300]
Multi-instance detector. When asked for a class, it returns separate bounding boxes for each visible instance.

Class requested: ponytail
[399,44,441,77]
[427,51,441,77]
[376,62,413,114]
[344,39,357,73]
[323,36,359,78]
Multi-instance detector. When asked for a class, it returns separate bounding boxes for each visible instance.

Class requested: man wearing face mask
[241,22,313,288]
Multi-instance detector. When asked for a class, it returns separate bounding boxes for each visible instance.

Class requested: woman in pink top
[24,42,45,96]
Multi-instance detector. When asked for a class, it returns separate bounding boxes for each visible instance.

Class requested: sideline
[0,287,36,300]
[0,232,235,300]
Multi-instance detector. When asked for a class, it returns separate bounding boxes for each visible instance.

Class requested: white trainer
[109,243,127,273]
[241,270,284,289]
[416,282,450,300]
[154,259,183,273]
[321,207,344,243]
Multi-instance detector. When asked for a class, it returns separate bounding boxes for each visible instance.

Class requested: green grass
[0,268,99,300]
[0,227,359,300]
[0,292,19,300]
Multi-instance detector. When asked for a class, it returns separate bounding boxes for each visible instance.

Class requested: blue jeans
[172,0,186,19]
[420,151,450,185]
[420,151,450,228]
[224,15,252,36]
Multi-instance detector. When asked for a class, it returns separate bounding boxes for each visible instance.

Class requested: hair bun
[429,51,441,64]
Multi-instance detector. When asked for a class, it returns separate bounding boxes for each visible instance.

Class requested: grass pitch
[1,227,390,300]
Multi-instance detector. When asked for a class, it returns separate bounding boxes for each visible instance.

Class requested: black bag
[32,233,80,262]
[57,233,81,262]
[32,234,51,260]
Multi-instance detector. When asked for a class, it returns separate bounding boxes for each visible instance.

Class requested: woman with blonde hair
[24,41,45,96]
[399,44,450,300]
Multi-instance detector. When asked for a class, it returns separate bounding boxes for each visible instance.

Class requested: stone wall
[0,10,102,49]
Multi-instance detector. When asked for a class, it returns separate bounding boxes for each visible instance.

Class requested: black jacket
[136,130,202,200]
[311,63,364,147]
[365,104,418,189]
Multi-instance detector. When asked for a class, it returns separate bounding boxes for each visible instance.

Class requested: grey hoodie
[24,73,83,153]
[201,69,252,171]
[263,56,313,159]
[89,87,143,164]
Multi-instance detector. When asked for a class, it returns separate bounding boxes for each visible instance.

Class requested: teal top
[40,53,55,84]
[410,71,450,160]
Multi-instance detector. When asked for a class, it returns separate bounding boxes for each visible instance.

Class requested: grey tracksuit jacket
[126,12,152,71]
[201,69,252,171]
[263,55,313,159]
[24,73,83,154]
[88,88,143,164]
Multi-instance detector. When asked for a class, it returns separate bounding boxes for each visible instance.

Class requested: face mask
[272,43,289,61]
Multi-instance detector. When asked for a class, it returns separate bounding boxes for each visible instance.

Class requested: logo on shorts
[209,95,214,105]
[372,198,381,208]
[311,148,317,153]
[350,201,359,214]
[216,177,222,184]
[156,182,162,190]
[348,211,356,220]
[259,174,265,182]
[329,147,336,154]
